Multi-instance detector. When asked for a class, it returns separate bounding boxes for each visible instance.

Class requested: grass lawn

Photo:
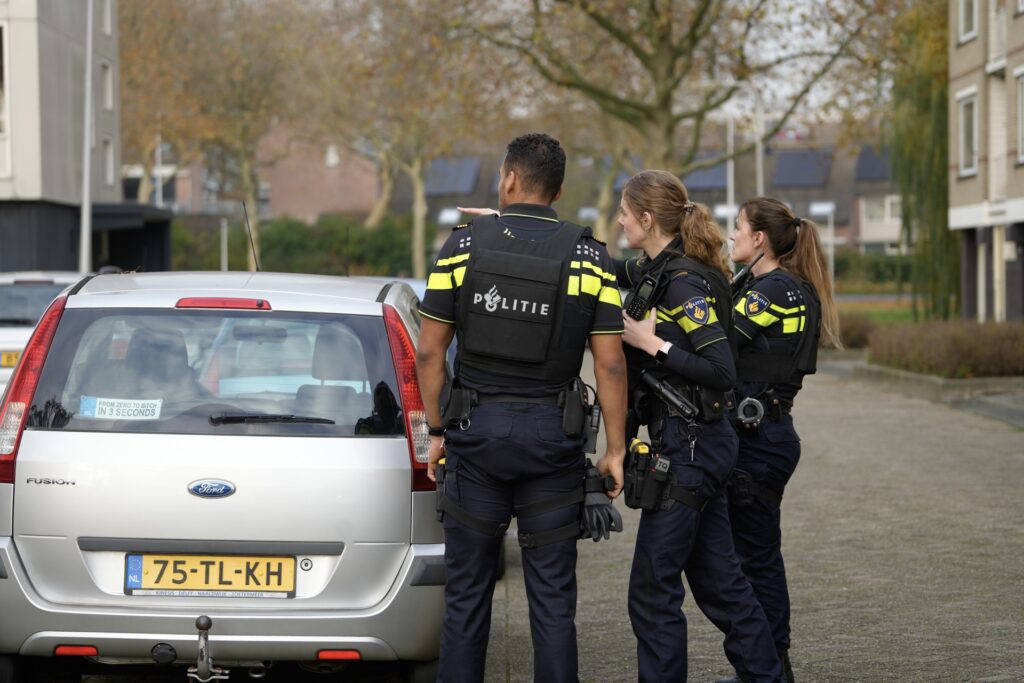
[838,296,915,325]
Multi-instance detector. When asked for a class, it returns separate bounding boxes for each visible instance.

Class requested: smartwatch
[655,341,672,363]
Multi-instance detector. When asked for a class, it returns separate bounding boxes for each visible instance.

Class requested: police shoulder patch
[683,297,710,325]
[745,291,770,316]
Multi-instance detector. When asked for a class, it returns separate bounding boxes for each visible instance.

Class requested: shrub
[838,312,877,349]
[173,215,437,276]
[868,321,1024,378]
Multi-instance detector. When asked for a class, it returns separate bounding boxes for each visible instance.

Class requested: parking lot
[66,361,1024,682]
[486,367,1024,682]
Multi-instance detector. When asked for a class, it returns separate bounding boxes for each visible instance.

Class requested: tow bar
[186,615,230,682]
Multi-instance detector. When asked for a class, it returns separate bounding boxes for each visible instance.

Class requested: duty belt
[474,392,562,406]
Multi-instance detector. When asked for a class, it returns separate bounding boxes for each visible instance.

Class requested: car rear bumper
[0,537,444,662]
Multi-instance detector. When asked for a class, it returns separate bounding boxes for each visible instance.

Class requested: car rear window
[27,308,406,437]
[0,282,69,325]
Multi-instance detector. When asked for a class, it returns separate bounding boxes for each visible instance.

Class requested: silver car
[0,272,83,395]
[0,272,442,682]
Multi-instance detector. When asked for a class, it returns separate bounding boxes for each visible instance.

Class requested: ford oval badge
[188,479,236,499]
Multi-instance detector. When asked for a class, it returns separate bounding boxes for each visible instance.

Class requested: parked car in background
[0,272,84,395]
[0,271,442,682]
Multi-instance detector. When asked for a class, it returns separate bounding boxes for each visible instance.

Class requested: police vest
[734,273,821,384]
[455,214,588,386]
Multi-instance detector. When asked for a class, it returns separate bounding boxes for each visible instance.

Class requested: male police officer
[416,133,628,683]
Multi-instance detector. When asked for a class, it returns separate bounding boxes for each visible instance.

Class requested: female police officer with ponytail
[721,197,842,683]
[616,171,782,683]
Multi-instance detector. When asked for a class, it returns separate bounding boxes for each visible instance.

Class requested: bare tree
[313,0,509,277]
[465,0,882,175]
[187,0,317,271]
[119,0,210,203]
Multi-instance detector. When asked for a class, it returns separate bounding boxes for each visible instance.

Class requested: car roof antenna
[241,201,261,272]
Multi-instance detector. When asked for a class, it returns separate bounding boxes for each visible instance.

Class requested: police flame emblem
[484,285,501,312]
[684,297,710,325]
[746,291,769,315]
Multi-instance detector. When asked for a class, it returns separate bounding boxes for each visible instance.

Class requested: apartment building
[948,0,1024,321]
[0,0,168,272]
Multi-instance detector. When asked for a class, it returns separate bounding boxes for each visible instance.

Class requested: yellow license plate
[124,554,296,597]
[1,351,20,368]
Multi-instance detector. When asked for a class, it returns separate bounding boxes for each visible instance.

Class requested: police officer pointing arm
[415,133,627,683]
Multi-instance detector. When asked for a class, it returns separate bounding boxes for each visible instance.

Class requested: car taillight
[0,296,66,483]
[383,305,434,492]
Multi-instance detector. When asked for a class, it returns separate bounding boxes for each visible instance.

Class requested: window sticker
[79,396,163,420]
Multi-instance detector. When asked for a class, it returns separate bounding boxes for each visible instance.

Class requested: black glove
[579,459,623,542]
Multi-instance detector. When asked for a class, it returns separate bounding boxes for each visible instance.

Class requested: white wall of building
[0,0,120,205]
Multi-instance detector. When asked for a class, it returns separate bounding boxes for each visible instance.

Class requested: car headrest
[312,323,357,381]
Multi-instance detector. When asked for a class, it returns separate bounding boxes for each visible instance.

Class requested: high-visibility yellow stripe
[567,275,580,296]
[453,266,466,286]
[747,310,779,328]
[436,253,470,267]
[770,303,805,315]
[580,273,601,295]
[782,317,800,334]
[572,260,617,281]
[420,310,455,324]
[598,286,622,306]
[655,309,673,323]
[427,272,453,290]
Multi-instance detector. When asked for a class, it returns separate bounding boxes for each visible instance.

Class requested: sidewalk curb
[851,362,1024,403]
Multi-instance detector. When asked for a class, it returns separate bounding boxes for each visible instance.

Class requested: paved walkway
[484,369,1024,682]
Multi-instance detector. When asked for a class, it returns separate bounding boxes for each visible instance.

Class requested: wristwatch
[655,341,672,363]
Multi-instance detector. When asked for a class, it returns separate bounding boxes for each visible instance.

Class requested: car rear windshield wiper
[0,318,37,325]
[209,413,336,425]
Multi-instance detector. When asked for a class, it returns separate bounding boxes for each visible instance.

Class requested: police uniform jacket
[420,203,624,398]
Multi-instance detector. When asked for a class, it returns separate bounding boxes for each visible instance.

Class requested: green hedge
[172,215,436,276]
[833,249,910,290]
[868,321,1024,378]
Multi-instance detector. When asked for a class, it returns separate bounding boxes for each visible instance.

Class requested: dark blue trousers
[728,416,801,656]
[438,402,585,683]
[628,417,782,683]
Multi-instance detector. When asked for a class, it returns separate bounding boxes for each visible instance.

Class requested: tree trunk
[135,137,159,204]
[240,155,261,272]
[407,156,427,279]
[593,161,619,255]
[364,154,394,229]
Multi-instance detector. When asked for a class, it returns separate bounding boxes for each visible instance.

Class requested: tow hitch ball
[186,615,230,682]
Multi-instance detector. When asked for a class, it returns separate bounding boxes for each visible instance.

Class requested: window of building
[101,61,113,110]
[958,90,978,176]
[887,195,901,222]
[103,138,114,186]
[1018,71,1024,164]
[864,196,886,222]
[0,24,6,136]
[959,0,977,42]
[324,144,340,168]
[102,0,113,35]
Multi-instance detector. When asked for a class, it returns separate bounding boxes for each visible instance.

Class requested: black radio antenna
[241,201,261,272]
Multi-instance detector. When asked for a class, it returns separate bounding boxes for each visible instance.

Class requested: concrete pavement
[484,369,1024,682]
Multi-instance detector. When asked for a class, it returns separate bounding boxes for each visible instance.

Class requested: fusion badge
[188,479,236,499]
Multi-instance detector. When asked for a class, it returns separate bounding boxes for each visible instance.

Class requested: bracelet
[427,425,446,437]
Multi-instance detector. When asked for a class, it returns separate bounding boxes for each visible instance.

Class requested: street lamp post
[78,0,95,274]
